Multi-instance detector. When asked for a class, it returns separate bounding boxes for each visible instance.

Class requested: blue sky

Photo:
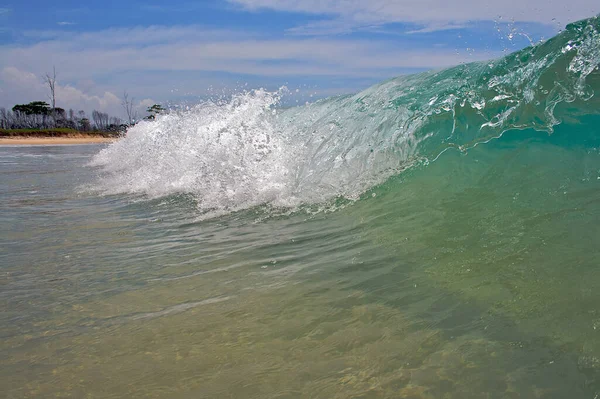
[0,0,597,118]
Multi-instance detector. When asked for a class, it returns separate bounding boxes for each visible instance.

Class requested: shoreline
[0,136,118,145]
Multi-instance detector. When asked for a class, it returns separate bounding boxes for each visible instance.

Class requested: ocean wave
[91,16,600,217]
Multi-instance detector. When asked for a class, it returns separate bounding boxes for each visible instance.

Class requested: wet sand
[0,136,117,145]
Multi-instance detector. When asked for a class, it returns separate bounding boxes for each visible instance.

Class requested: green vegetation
[12,101,54,116]
[0,128,121,138]
[1,67,166,135]
[145,104,166,120]
[1,101,126,133]
[1,97,168,137]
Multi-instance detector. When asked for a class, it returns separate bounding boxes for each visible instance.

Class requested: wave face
[91,16,600,215]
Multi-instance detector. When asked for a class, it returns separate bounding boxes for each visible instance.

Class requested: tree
[79,118,91,131]
[0,108,10,129]
[122,91,138,125]
[11,101,52,128]
[4,100,124,131]
[145,104,166,120]
[44,66,57,125]
[54,107,68,127]
[92,110,110,131]
[12,101,51,115]
[77,110,86,128]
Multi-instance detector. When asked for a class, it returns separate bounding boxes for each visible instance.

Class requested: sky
[0,0,598,119]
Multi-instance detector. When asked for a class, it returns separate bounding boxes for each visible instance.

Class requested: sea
[1,16,600,399]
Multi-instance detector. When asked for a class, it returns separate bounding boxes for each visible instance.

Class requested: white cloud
[229,0,599,34]
[57,21,76,26]
[0,26,497,83]
[0,23,507,112]
[2,2,595,113]
[10,0,588,113]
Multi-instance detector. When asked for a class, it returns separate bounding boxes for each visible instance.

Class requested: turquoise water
[2,16,600,399]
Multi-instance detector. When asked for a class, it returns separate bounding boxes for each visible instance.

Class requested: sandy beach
[0,136,117,145]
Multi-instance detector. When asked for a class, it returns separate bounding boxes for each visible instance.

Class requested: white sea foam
[91,87,420,216]
[91,89,298,214]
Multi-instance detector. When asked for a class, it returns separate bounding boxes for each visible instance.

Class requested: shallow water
[2,123,600,398]
[2,16,600,399]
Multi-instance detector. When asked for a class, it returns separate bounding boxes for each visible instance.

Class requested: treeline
[2,67,166,135]
[0,101,126,133]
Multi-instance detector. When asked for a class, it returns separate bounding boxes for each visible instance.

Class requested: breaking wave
[91,16,600,216]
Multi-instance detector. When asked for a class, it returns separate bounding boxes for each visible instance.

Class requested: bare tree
[122,91,138,125]
[0,108,9,129]
[79,118,91,131]
[92,110,110,131]
[109,116,122,126]
[44,66,57,126]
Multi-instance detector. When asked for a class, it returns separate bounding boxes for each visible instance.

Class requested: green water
[2,120,600,398]
[2,16,600,399]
